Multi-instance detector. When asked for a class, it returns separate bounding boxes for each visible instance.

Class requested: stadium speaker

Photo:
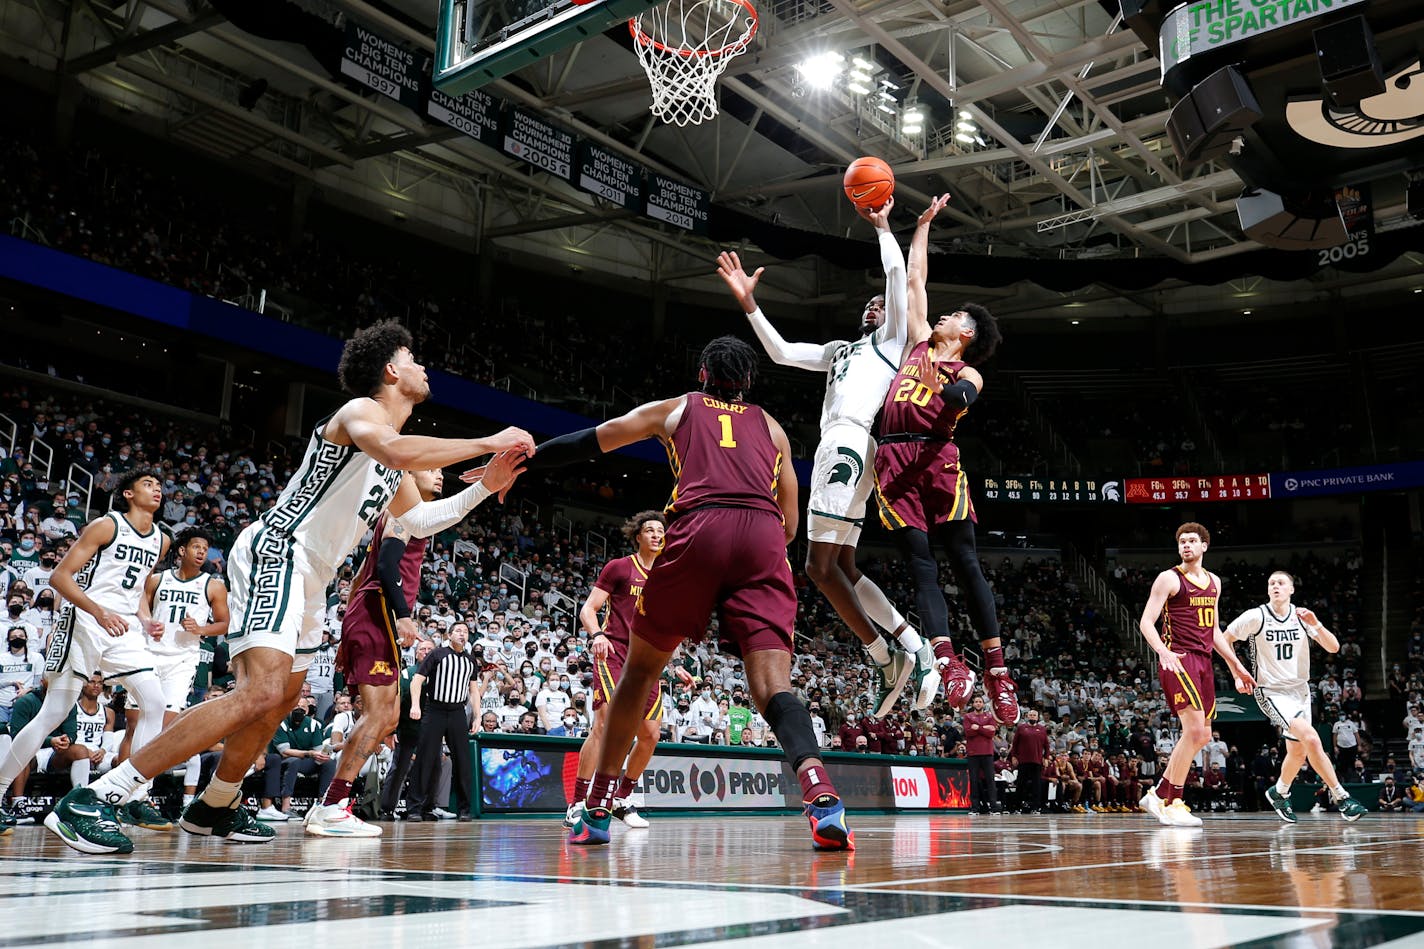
[1314,15,1385,108]
[1116,0,1168,47]
[1165,66,1263,170]
[1236,189,1348,251]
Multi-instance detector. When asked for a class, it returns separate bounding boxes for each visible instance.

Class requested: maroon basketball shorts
[336,592,401,687]
[1159,650,1216,720]
[632,507,796,658]
[593,638,663,720]
[872,440,976,533]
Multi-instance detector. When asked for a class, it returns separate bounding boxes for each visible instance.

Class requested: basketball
[843,156,894,210]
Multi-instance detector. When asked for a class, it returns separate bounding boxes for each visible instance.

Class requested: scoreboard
[1123,474,1272,504]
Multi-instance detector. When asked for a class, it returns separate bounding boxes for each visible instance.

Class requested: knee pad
[762,692,820,771]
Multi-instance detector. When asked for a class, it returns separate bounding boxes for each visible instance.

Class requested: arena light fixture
[955,132,974,143]
[852,56,875,71]
[958,109,973,120]
[956,120,976,132]
[796,52,844,91]
[848,81,872,95]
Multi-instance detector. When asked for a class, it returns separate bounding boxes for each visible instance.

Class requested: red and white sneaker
[938,654,976,710]
[303,799,382,838]
[984,667,1021,725]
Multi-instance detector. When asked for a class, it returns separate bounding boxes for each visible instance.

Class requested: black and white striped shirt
[416,645,477,708]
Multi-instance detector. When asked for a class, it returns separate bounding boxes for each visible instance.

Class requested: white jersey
[71,512,164,618]
[253,419,404,574]
[1227,602,1310,690]
[75,701,107,748]
[150,569,215,659]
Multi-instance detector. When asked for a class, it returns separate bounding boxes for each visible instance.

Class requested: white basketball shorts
[1255,683,1311,739]
[225,524,326,674]
[45,607,154,684]
[806,421,878,546]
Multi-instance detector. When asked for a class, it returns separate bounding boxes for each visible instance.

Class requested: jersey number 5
[716,414,737,449]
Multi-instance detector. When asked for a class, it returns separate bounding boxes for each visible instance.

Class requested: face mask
[559,681,569,690]
[185,516,197,526]
[102,438,111,446]
[7,605,20,618]
[8,638,24,649]
[289,708,307,726]
[84,452,93,460]
[563,717,576,726]
[118,454,130,462]
[19,539,33,551]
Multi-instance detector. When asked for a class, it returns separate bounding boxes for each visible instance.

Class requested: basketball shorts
[806,421,877,546]
[128,651,201,713]
[336,592,401,687]
[225,524,327,673]
[1256,683,1310,739]
[1158,651,1216,720]
[44,607,154,684]
[872,440,976,533]
[592,639,663,720]
[632,507,796,658]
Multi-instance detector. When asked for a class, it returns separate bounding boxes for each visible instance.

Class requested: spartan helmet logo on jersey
[827,447,864,486]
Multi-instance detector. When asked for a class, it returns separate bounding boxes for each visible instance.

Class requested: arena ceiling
[1,0,1422,324]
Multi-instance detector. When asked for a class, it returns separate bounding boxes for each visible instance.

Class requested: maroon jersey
[879,341,970,442]
[350,513,428,607]
[593,554,651,645]
[1010,722,1049,765]
[1161,566,1219,656]
[665,393,783,519]
[963,710,997,756]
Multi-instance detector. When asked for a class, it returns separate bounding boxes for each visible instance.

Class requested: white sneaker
[1140,789,1171,825]
[563,801,585,828]
[612,798,649,829]
[1311,803,1324,813]
[431,807,457,820]
[912,647,941,712]
[256,806,289,822]
[304,799,382,838]
[1164,800,1203,827]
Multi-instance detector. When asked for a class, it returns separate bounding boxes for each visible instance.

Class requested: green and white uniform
[144,569,218,711]
[1227,602,1312,739]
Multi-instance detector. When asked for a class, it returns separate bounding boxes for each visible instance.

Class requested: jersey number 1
[716,414,737,449]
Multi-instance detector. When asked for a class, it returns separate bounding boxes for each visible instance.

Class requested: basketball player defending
[0,470,171,848]
[51,321,534,854]
[514,336,853,850]
[564,510,693,830]
[305,462,520,837]
[871,201,1018,724]
[1138,523,1256,827]
[715,196,942,717]
[130,526,229,821]
[1225,571,1366,822]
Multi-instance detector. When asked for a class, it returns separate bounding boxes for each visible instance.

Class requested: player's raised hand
[1156,647,1186,675]
[1294,606,1319,628]
[484,426,535,455]
[918,193,951,228]
[914,345,943,395]
[856,195,895,229]
[481,450,528,502]
[715,251,763,312]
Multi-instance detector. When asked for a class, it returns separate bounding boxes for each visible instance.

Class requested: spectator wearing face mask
[689,685,718,743]
[39,506,76,543]
[20,590,56,648]
[0,626,42,734]
[9,531,41,569]
[548,710,582,738]
[535,674,571,732]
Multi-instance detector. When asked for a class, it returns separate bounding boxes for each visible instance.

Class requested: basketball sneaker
[1335,796,1367,822]
[611,798,649,829]
[938,654,976,710]
[563,801,586,828]
[1140,788,1172,825]
[256,805,290,821]
[1265,786,1297,823]
[180,799,277,843]
[804,796,854,851]
[910,646,941,711]
[872,651,913,719]
[567,806,612,846]
[1164,799,1203,827]
[983,668,1020,725]
[119,799,175,831]
[0,802,15,836]
[304,798,383,837]
[44,787,133,854]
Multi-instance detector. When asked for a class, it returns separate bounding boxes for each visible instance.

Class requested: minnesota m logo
[827,447,865,486]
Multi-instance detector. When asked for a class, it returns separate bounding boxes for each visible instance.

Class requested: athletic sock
[798,764,837,807]
[323,778,353,806]
[1155,777,1181,802]
[587,771,619,811]
[896,626,925,654]
[983,645,1005,672]
[1328,784,1348,802]
[573,776,590,804]
[864,637,891,667]
[90,760,147,806]
[200,776,245,810]
[614,775,636,801]
[1275,780,1291,797]
[932,639,958,667]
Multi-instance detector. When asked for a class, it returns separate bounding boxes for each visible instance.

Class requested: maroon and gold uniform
[872,341,976,532]
[337,514,428,686]
[1158,566,1220,719]
[633,393,796,656]
[592,555,662,719]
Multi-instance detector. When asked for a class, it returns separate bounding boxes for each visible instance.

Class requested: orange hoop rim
[628,0,758,60]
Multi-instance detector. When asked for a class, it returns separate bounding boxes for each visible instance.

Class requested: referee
[408,622,478,821]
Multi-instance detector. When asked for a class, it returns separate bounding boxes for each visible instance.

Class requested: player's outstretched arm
[905,194,951,350]
[764,412,799,545]
[857,197,909,346]
[1138,570,1183,673]
[333,398,534,471]
[394,453,528,539]
[518,396,685,471]
[716,251,834,372]
[50,516,127,636]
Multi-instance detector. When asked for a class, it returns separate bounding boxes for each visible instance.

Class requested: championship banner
[1270,460,1424,498]
[978,476,1121,504]
[1158,0,1369,78]
[474,735,969,814]
[426,86,501,146]
[501,107,576,181]
[1124,473,1272,504]
[1327,183,1374,266]
[341,20,427,110]
[576,142,643,212]
[644,173,710,234]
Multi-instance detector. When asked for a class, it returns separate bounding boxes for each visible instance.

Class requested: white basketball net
[630,0,758,127]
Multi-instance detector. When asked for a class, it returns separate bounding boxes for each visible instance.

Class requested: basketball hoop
[629,0,758,127]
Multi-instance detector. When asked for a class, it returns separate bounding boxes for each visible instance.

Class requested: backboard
[435,0,658,95]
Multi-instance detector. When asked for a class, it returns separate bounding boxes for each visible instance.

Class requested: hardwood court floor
[2,812,1422,947]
